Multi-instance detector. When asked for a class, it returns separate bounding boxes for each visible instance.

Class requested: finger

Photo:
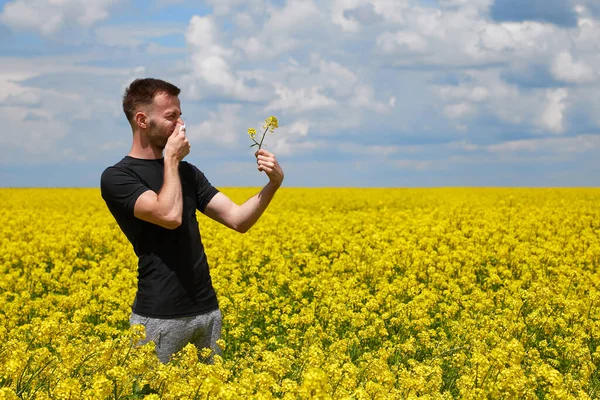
[258,157,277,166]
[174,124,185,136]
[257,163,271,170]
[257,149,270,157]
[257,159,275,167]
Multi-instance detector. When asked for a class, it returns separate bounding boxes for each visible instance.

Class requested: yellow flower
[250,115,279,149]
[2,187,600,399]
[265,116,278,132]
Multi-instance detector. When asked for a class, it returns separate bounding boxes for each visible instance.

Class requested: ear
[134,111,148,129]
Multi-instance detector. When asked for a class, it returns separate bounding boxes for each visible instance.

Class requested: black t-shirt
[100,156,220,318]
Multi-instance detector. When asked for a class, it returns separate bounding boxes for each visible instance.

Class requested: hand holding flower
[255,148,284,187]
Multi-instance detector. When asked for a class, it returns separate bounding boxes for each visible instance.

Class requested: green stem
[258,126,269,151]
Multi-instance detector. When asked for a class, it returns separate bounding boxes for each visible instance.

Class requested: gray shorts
[130,308,222,364]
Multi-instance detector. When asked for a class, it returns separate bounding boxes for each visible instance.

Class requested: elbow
[236,224,250,234]
[163,215,182,230]
[235,220,251,233]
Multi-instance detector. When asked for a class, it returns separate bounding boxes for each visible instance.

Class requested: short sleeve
[192,165,219,213]
[101,167,150,215]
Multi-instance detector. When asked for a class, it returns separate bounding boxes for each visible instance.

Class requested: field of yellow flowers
[0,188,599,399]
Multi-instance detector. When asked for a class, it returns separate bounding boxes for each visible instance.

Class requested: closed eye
[165,113,182,120]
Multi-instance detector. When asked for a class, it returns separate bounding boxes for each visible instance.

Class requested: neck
[128,130,163,159]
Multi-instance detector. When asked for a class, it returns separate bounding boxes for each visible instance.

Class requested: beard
[146,119,169,150]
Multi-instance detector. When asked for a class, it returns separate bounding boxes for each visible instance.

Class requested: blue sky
[0,0,599,187]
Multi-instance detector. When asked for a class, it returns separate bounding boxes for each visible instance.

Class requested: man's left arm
[203,149,284,233]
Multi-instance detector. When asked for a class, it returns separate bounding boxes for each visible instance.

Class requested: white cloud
[100,140,129,151]
[154,0,187,4]
[256,55,393,119]
[4,0,600,186]
[0,54,133,81]
[338,142,406,157]
[0,79,41,106]
[435,69,574,132]
[287,120,311,137]
[233,36,276,61]
[572,11,600,52]
[316,58,358,97]
[232,0,323,60]
[254,119,320,157]
[350,84,395,113]
[0,106,70,163]
[477,21,554,55]
[551,51,596,84]
[438,0,492,9]
[0,0,120,36]
[233,12,256,30]
[186,15,231,57]
[204,0,265,16]
[438,134,600,170]
[444,102,475,119]
[269,137,325,156]
[369,0,408,23]
[437,84,490,102]
[487,134,600,154]
[186,104,244,147]
[373,3,572,71]
[263,0,320,35]
[265,84,336,114]
[331,0,409,32]
[537,88,568,134]
[185,15,262,101]
[377,31,429,54]
[94,25,185,49]
[331,0,368,33]
[0,53,154,164]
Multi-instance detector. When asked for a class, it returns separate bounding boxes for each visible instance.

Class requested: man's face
[145,92,183,150]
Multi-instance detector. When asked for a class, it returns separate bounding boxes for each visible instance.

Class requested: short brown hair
[122,78,181,123]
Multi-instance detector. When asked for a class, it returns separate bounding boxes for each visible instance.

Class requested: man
[100,78,283,363]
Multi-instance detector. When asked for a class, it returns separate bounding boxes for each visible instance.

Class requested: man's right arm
[133,123,190,230]
[133,157,183,230]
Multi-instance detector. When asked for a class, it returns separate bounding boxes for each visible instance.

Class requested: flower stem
[258,126,269,150]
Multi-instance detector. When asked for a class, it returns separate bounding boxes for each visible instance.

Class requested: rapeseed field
[0,188,599,399]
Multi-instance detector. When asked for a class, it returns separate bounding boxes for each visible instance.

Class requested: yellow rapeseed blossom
[0,188,599,398]
[264,116,278,132]
[248,116,278,150]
